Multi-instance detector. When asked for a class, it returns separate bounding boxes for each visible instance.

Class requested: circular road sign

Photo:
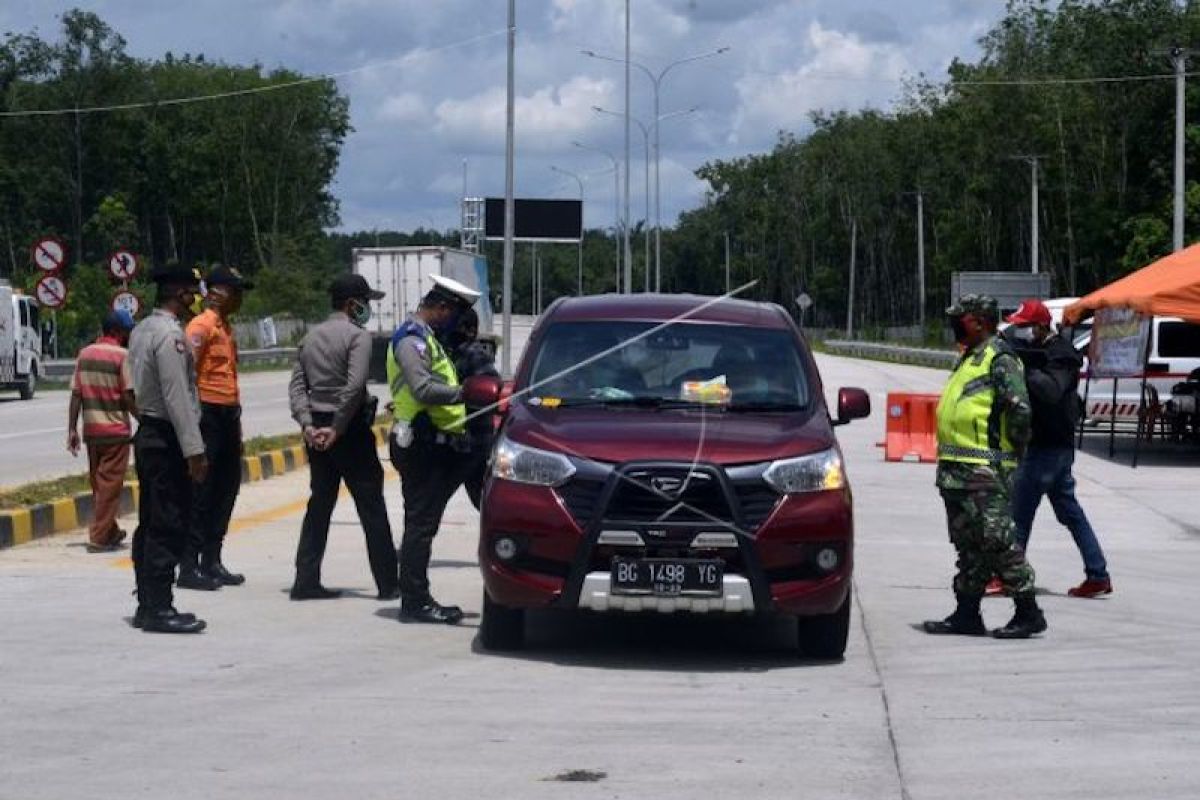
[110,290,142,318]
[35,274,68,309]
[108,249,138,281]
[796,292,814,311]
[31,237,67,273]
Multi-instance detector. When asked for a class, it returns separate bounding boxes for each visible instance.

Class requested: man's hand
[187,454,210,484]
[315,427,338,451]
[67,430,81,457]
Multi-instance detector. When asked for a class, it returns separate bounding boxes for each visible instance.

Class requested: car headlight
[491,436,576,487]
[762,449,846,494]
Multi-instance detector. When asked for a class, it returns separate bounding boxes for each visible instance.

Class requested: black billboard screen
[484,198,583,242]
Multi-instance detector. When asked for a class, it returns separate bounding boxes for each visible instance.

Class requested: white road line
[0,426,62,440]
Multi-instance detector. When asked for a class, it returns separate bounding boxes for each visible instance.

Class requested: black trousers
[132,418,191,610]
[294,414,397,593]
[186,403,242,566]
[391,435,473,602]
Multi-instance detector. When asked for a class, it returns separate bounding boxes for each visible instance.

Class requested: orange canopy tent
[1065,243,1200,324]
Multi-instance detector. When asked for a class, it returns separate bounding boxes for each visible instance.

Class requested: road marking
[0,427,63,441]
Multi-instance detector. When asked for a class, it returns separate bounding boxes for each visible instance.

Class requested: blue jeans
[1012,446,1109,580]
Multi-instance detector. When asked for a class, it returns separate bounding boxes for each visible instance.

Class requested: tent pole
[1078,372,1091,451]
[1132,322,1153,469]
[1108,378,1118,459]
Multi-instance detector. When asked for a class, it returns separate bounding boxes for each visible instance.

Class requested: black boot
[177,563,222,591]
[923,594,987,636]
[993,596,1047,639]
[290,582,342,601]
[399,597,464,625]
[133,606,197,629]
[204,552,245,586]
[141,608,207,634]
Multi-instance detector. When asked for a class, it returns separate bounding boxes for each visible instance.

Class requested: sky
[1,0,1007,234]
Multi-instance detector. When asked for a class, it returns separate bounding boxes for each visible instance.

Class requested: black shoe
[290,583,342,601]
[132,606,197,629]
[177,566,222,591]
[206,561,246,587]
[377,586,402,601]
[140,608,207,634]
[922,593,987,636]
[399,599,464,625]
[993,597,1048,639]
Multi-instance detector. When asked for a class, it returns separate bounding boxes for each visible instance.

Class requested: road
[1,352,1197,799]
[0,317,534,489]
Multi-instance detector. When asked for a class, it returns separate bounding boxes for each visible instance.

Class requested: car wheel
[480,590,525,651]
[796,591,851,659]
[18,367,36,400]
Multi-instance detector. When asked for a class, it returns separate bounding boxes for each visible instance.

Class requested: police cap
[330,273,385,303]
[423,274,480,310]
[206,264,255,291]
[151,264,202,288]
[945,294,999,323]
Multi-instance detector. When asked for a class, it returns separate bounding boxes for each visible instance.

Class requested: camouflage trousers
[940,478,1036,598]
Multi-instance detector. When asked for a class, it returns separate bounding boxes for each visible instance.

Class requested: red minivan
[470,294,870,657]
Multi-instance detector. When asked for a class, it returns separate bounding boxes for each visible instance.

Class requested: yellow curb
[269,451,286,476]
[244,457,263,482]
[289,445,307,467]
[8,510,32,546]
[51,498,78,532]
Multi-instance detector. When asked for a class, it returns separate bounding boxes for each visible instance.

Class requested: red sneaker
[984,577,1004,596]
[1068,578,1113,598]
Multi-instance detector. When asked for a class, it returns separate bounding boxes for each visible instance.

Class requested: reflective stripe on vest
[385,327,466,434]
[935,341,1016,465]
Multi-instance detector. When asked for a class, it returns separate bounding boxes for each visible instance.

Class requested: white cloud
[377,92,427,123]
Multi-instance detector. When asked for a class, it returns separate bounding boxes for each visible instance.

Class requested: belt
[937,444,1018,463]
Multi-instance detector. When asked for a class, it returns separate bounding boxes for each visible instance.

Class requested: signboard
[258,317,278,348]
[31,237,67,273]
[35,274,68,309]
[1088,307,1150,378]
[111,290,141,317]
[484,198,583,242]
[108,249,138,281]
[796,292,813,311]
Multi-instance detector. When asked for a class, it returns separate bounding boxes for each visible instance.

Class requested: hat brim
[367,289,385,300]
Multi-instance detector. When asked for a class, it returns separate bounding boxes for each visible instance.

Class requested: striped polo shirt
[71,337,133,444]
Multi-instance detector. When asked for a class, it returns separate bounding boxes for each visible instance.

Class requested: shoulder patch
[411,338,427,355]
[175,339,186,354]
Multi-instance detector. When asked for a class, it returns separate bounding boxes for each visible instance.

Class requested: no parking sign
[108,249,138,282]
[31,237,67,273]
[35,274,68,309]
[111,290,141,318]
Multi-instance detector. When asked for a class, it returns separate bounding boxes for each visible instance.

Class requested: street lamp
[583,46,730,291]
[573,140,621,292]
[550,165,586,296]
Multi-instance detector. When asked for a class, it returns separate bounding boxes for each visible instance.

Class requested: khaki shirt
[289,312,372,435]
[128,308,204,457]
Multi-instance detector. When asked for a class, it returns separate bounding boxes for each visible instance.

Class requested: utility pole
[724,231,731,293]
[622,0,633,293]
[1174,46,1188,252]
[1030,157,1040,274]
[916,190,926,331]
[847,218,857,339]
[502,0,515,374]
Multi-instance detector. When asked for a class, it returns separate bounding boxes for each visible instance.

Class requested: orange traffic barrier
[876,392,940,463]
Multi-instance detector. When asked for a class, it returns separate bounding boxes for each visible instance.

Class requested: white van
[1075,317,1200,422]
[0,281,42,400]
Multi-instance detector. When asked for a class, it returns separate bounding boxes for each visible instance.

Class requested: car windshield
[525,321,811,409]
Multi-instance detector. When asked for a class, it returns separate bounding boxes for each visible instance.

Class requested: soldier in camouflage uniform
[923,295,1048,639]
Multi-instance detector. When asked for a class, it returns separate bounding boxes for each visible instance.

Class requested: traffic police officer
[180,265,254,590]
[923,295,1046,639]
[127,265,208,633]
[388,275,479,624]
[288,274,399,600]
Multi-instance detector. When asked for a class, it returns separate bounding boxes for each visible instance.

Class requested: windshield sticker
[681,376,732,405]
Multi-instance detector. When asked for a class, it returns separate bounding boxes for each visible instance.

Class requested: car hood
[504,403,834,465]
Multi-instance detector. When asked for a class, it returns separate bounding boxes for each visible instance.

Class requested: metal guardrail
[823,340,957,370]
[42,347,298,380]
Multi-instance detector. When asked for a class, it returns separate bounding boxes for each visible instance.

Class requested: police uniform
[127,266,207,633]
[388,275,479,623]
[925,294,1046,639]
[182,266,254,589]
[288,274,398,600]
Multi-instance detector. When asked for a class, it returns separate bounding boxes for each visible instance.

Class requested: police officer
[388,275,479,624]
[127,265,208,634]
[180,265,254,590]
[923,294,1047,640]
[288,274,398,600]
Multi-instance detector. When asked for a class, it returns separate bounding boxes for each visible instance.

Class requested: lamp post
[550,165,585,296]
[502,0,516,375]
[583,46,729,291]
[573,141,621,292]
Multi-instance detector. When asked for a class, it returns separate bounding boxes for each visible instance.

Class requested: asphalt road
[1,352,1198,799]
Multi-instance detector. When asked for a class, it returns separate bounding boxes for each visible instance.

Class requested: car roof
[544,293,792,329]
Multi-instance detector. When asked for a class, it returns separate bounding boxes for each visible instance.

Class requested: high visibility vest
[935,340,1017,466]
[385,324,466,434]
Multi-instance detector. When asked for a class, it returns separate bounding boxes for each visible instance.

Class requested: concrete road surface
[1,352,1197,799]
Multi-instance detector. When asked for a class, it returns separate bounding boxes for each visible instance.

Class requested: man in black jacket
[441,308,499,509]
[1001,300,1113,598]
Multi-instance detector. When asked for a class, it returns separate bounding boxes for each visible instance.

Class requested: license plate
[610,557,723,597]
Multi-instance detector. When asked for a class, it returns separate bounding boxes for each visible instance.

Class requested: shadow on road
[467,609,840,673]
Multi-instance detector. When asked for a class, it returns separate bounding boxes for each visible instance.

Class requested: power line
[0,28,507,118]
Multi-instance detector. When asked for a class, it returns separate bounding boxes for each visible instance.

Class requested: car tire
[480,590,525,651]
[796,591,851,660]
[18,367,36,400]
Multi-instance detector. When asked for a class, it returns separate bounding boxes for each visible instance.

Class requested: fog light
[493,536,520,562]
[815,547,840,572]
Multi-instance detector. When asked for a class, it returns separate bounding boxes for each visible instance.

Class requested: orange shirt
[186,309,240,406]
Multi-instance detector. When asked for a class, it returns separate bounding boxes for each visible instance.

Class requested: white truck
[351,246,494,381]
[0,281,43,400]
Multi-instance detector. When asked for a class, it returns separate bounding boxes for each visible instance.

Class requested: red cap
[1006,299,1052,327]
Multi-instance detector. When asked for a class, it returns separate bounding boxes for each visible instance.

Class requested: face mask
[433,310,461,335]
[949,316,969,343]
[1010,326,1037,344]
[349,299,371,327]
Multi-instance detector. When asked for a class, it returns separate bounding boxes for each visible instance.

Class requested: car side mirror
[835,387,871,426]
[462,375,502,408]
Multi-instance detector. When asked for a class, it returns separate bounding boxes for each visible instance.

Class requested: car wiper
[725,401,805,412]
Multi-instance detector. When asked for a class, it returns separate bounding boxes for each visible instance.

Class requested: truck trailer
[0,281,43,400]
